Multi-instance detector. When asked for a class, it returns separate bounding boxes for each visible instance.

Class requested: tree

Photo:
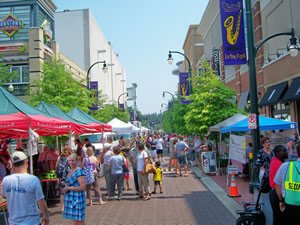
[91,104,130,123]
[0,62,17,85]
[29,59,96,112]
[184,61,244,135]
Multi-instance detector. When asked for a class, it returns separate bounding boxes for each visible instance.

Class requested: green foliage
[162,61,244,136]
[0,62,18,85]
[29,59,95,112]
[184,61,243,135]
[91,104,130,123]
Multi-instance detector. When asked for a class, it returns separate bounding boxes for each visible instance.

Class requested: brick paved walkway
[48,161,235,225]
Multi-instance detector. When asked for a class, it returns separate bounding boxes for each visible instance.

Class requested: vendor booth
[107,118,132,134]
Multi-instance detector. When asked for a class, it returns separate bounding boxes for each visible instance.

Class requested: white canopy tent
[107,118,132,134]
[127,122,140,132]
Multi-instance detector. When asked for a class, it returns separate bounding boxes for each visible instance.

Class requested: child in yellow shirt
[152,161,163,194]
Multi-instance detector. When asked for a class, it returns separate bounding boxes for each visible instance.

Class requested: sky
[54,0,209,114]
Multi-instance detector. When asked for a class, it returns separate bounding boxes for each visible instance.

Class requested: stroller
[235,187,266,225]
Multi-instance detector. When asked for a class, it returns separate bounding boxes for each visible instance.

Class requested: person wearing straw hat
[1,151,49,225]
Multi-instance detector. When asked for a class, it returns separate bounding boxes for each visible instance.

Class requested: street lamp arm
[86,60,106,88]
[255,28,294,54]
[169,50,191,69]
[118,92,127,108]
[163,91,175,101]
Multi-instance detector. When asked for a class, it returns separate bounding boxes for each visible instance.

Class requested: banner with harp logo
[220,0,247,65]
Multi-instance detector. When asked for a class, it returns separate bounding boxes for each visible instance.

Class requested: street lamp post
[168,50,192,92]
[118,92,128,109]
[86,61,108,89]
[245,0,299,190]
[162,91,175,101]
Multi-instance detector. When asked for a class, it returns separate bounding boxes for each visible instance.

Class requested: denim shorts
[178,156,186,165]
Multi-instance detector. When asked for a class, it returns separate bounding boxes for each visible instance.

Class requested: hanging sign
[0,14,24,37]
[179,72,191,104]
[219,0,247,65]
[89,81,99,111]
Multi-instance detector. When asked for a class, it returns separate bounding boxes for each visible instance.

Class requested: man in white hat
[1,151,49,225]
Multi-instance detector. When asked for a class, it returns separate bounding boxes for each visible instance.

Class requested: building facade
[0,0,86,98]
[55,9,127,106]
[193,0,300,128]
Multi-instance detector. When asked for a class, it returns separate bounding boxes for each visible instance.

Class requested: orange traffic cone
[228,172,241,198]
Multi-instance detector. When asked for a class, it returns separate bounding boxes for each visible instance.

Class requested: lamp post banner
[179,72,191,104]
[89,81,99,111]
[219,0,247,65]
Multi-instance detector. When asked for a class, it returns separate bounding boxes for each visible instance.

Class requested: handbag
[260,170,271,193]
[84,157,95,185]
[145,157,156,173]
[122,158,129,173]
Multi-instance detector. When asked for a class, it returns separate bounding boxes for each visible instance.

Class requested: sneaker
[117,197,121,201]
[151,191,156,194]
[108,197,113,201]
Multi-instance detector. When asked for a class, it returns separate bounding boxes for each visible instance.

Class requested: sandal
[99,201,106,205]
[143,196,151,201]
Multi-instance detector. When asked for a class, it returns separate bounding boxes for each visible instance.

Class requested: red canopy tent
[0,86,82,138]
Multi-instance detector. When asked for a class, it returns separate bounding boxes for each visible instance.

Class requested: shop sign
[0,14,24,37]
[0,45,25,53]
[212,49,220,76]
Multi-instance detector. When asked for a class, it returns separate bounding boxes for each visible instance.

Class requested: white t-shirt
[1,173,45,225]
[137,150,148,172]
[103,150,113,165]
[155,138,164,150]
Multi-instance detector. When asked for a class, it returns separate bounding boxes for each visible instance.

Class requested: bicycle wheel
[236,215,257,225]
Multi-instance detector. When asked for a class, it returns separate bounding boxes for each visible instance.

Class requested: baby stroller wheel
[236,215,256,225]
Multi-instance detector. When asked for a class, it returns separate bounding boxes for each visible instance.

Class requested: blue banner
[179,72,191,104]
[89,81,99,111]
[220,0,247,65]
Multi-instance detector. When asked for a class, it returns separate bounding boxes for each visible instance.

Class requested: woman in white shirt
[136,143,151,200]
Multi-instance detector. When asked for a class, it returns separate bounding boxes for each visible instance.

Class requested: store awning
[258,82,288,107]
[282,77,300,102]
[238,90,249,109]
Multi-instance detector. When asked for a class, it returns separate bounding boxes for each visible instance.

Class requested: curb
[190,166,241,219]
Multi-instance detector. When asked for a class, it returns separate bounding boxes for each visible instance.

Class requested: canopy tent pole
[218,133,222,172]
[28,128,33,175]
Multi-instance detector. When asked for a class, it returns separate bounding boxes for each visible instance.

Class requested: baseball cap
[288,137,297,142]
[11,151,27,164]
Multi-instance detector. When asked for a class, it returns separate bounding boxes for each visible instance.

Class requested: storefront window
[9,65,29,84]
[272,102,291,121]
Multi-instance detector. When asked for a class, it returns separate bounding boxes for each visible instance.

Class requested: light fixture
[8,83,14,92]
[167,52,173,65]
[288,31,299,57]
[102,61,108,73]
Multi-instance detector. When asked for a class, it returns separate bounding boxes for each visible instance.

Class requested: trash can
[201,151,217,174]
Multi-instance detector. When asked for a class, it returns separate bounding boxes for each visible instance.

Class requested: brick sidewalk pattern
[48,161,236,225]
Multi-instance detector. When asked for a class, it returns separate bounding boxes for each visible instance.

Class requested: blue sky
[54,0,209,114]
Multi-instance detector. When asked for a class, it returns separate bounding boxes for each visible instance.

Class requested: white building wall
[55,9,127,105]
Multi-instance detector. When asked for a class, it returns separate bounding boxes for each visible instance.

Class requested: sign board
[227,165,239,175]
[229,134,246,163]
[0,14,23,37]
[248,114,257,129]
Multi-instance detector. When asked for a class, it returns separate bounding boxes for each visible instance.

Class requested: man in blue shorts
[175,135,189,177]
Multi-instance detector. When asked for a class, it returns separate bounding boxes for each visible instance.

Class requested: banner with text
[220,0,247,65]
[229,134,246,164]
[179,72,191,104]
